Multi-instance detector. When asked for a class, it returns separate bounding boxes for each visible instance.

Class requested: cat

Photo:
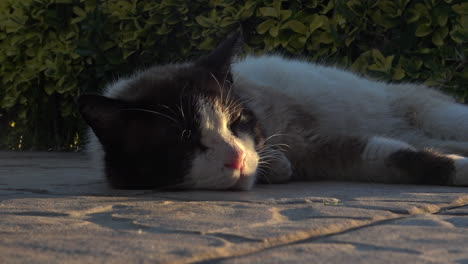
[78,31,468,190]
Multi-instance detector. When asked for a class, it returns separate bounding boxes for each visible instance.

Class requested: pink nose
[224,149,246,171]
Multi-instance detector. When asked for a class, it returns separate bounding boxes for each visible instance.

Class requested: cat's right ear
[77,94,126,144]
[196,29,243,80]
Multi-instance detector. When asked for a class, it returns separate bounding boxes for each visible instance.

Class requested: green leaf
[432,27,448,46]
[1,95,17,108]
[280,10,292,21]
[452,3,468,15]
[70,16,86,24]
[369,49,393,73]
[345,37,355,46]
[195,16,212,27]
[450,27,468,43]
[288,35,306,49]
[371,49,385,62]
[198,37,215,50]
[73,6,86,17]
[220,17,236,27]
[309,15,325,33]
[415,23,432,37]
[257,19,276,34]
[259,7,278,18]
[309,31,334,45]
[401,57,423,73]
[44,84,56,95]
[392,67,406,80]
[282,20,307,34]
[378,1,398,16]
[269,24,279,37]
[435,8,448,27]
[321,0,335,14]
[351,50,372,73]
[406,9,420,23]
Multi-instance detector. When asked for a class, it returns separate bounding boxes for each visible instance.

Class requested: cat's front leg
[257,150,293,183]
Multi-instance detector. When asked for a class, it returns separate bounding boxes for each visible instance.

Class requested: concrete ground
[0,151,467,263]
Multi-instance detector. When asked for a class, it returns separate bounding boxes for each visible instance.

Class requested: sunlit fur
[187,98,259,190]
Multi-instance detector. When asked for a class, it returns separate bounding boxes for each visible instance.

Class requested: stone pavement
[0,151,467,263]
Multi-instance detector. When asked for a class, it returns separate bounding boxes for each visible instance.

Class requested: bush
[1,0,467,150]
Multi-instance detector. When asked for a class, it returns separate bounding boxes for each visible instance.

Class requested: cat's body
[79,32,468,190]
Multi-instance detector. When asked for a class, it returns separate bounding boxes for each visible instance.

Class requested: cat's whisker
[257,146,279,155]
[226,98,245,114]
[176,104,186,123]
[260,144,290,151]
[258,147,284,155]
[210,72,225,106]
[259,154,285,163]
[225,81,234,106]
[255,167,272,184]
[221,64,235,105]
[158,104,187,127]
[121,108,182,127]
[258,147,289,157]
[261,133,292,144]
[259,142,291,154]
[158,104,179,119]
[258,155,284,164]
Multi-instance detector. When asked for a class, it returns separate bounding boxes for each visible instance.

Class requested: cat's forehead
[117,63,225,103]
[197,97,229,128]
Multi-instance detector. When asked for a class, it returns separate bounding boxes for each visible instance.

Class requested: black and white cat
[78,32,468,190]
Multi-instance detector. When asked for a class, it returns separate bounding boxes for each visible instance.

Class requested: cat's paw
[263,151,293,183]
[447,154,468,186]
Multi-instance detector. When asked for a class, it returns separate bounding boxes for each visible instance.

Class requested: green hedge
[1,0,467,150]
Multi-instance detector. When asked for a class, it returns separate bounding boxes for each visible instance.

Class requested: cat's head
[78,32,263,190]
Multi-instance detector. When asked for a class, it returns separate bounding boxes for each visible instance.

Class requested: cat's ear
[196,30,243,81]
[78,94,176,149]
[77,94,127,144]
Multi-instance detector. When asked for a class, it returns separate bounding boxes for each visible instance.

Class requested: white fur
[360,136,415,180]
[187,98,259,190]
[362,137,415,163]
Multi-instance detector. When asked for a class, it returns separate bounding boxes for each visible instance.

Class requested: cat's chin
[229,172,256,191]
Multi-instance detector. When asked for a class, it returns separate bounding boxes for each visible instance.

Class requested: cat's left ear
[196,30,243,81]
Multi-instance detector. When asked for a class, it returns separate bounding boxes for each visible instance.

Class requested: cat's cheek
[187,152,238,190]
[231,175,256,190]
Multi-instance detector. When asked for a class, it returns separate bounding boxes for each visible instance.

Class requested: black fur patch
[386,149,455,185]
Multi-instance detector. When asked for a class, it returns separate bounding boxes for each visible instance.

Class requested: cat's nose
[224,149,246,171]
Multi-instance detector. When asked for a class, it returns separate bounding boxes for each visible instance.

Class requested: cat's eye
[229,110,253,133]
[230,113,245,127]
[179,129,208,151]
[235,113,248,124]
[180,129,192,142]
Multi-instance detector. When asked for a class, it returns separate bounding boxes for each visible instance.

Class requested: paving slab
[0,151,467,263]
